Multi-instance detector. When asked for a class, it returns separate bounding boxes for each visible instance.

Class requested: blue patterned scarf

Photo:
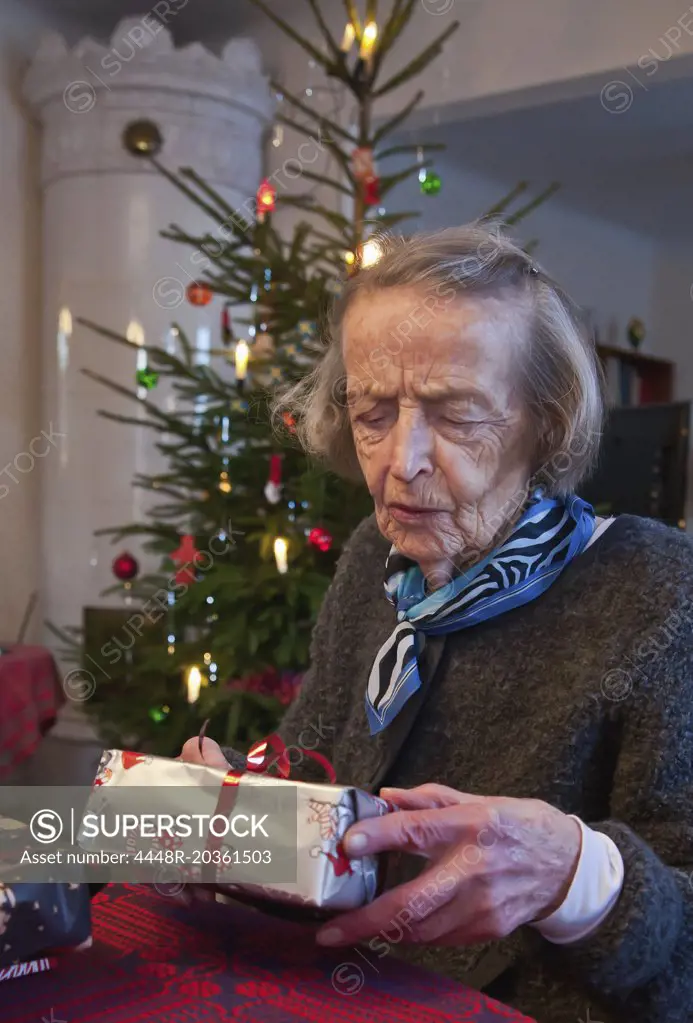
[365,487,596,735]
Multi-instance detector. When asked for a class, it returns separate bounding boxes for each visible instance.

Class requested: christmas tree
[52,0,556,757]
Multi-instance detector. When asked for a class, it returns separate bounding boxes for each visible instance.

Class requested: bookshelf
[596,344,673,406]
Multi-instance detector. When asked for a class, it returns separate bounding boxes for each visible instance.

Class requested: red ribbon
[197,720,337,786]
[246,733,337,785]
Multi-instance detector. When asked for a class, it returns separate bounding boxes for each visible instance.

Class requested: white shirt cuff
[528,815,625,944]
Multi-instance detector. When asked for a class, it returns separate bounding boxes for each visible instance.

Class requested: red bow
[245,733,336,784]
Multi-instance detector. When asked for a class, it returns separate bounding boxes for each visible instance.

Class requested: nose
[390,408,434,483]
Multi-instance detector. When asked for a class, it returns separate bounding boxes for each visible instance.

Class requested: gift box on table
[0,817,92,975]
[80,740,391,915]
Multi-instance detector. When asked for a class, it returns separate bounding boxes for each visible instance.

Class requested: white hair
[272,223,605,497]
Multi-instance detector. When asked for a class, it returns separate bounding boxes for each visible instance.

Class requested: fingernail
[316,927,343,946]
[345,832,368,853]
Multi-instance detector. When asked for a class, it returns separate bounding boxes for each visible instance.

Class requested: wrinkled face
[342,285,534,586]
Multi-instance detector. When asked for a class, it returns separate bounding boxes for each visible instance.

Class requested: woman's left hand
[316,783,582,948]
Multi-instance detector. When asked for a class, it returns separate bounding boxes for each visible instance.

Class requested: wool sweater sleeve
[523,617,693,1021]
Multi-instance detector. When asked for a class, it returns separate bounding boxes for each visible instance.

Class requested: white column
[23,19,274,641]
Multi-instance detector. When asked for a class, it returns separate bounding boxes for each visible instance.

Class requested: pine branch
[342,0,362,40]
[504,182,560,226]
[377,141,445,160]
[371,0,413,81]
[93,522,180,541]
[279,196,352,238]
[246,0,333,71]
[97,412,174,432]
[379,159,434,194]
[82,369,180,427]
[374,21,459,98]
[478,181,529,221]
[373,89,424,145]
[304,0,347,69]
[152,159,232,226]
[179,168,250,231]
[77,317,139,350]
[273,84,356,146]
[275,114,353,176]
[288,168,353,197]
[379,0,415,51]
[369,210,419,229]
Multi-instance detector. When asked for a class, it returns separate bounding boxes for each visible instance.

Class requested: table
[0,645,64,779]
[0,884,536,1022]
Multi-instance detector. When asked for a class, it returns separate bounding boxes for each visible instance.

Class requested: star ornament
[170,534,203,585]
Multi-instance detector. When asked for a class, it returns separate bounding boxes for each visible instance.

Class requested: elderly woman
[182,225,693,1023]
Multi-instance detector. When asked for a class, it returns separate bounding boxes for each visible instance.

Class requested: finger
[179,736,229,768]
[380,784,485,811]
[316,868,456,948]
[343,804,480,858]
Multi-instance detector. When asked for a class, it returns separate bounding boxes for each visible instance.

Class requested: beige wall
[0,38,41,641]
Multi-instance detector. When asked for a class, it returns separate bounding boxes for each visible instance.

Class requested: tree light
[360,238,383,268]
[360,21,378,64]
[235,340,249,382]
[185,665,202,704]
[256,178,277,222]
[340,22,356,53]
[274,536,289,574]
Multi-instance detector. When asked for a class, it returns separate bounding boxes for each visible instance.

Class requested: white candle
[359,21,378,64]
[274,536,289,574]
[185,665,202,704]
[235,340,249,382]
[340,22,356,53]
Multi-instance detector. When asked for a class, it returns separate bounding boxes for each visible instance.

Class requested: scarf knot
[365,488,596,735]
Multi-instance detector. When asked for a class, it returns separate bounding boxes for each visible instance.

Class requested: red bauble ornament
[308,527,333,553]
[282,411,296,434]
[112,551,139,582]
[186,281,213,307]
[170,534,203,585]
[363,174,381,207]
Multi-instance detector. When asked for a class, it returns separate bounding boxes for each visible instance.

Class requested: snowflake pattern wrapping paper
[0,817,92,968]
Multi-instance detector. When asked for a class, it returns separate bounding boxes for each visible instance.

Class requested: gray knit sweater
[227,511,693,1023]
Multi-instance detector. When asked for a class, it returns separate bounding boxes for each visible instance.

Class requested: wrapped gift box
[80,748,391,914]
[0,817,92,969]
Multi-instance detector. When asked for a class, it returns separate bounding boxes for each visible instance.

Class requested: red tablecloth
[0,645,64,778]
[0,884,536,1022]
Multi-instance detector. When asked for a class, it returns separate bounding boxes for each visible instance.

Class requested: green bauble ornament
[148,704,170,724]
[136,368,159,390]
[419,170,442,196]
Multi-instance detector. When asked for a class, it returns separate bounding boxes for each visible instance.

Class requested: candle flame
[235,340,249,381]
[274,536,289,574]
[360,20,378,60]
[185,665,202,704]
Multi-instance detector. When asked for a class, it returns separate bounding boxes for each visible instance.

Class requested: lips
[390,505,437,513]
[387,503,447,524]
